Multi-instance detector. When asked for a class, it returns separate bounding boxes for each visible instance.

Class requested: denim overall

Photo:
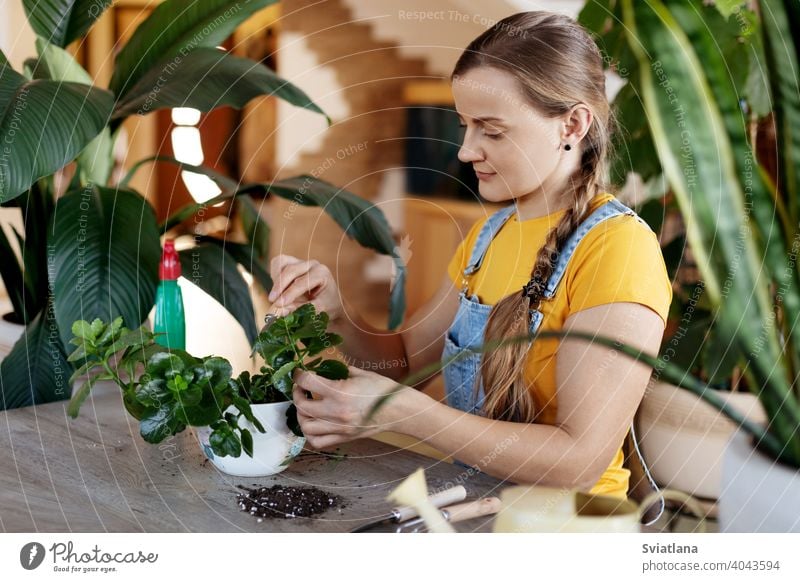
[442,196,652,413]
[440,197,664,516]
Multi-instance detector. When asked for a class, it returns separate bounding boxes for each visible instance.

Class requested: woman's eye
[484,132,502,140]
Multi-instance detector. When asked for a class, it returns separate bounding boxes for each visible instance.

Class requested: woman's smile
[475,168,496,180]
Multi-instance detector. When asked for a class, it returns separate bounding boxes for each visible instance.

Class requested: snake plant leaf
[0,51,114,203]
[49,186,161,348]
[622,0,800,462]
[668,0,800,396]
[110,0,278,98]
[761,0,800,228]
[22,0,112,48]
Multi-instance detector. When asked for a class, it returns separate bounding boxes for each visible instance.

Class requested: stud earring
[563,143,572,151]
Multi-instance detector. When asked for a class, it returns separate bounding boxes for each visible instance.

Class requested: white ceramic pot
[0,312,25,358]
[636,381,766,500]
[194,401,305,477]
[719,430,800,532]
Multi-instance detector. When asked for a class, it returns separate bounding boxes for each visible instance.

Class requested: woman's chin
[477,184,514,204]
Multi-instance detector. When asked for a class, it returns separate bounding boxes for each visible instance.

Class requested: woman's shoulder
[582,193,658,241]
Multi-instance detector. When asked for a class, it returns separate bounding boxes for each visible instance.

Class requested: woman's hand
[268,254,344,319]
[292,365,409,449]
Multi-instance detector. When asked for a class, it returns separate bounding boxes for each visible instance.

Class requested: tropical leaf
[33,38,116,186]
[110,0,278,98]
[113,48,328,123]
[49,186,161,347]
[0,298,72,410]
[0,51,114,203]
[22,0,112,48]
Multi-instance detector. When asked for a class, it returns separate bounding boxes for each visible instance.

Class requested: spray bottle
[154,239,185,350]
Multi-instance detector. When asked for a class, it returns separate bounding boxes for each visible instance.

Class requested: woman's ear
[561,104,593,145]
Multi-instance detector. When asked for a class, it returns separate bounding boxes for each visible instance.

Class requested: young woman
[266,11,672,500]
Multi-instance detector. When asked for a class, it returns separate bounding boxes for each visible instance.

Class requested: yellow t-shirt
[446,193,673,499]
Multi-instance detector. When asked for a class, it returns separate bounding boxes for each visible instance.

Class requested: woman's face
[451,67,587,211]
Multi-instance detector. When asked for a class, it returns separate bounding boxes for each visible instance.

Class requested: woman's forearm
[327,298,409,381]
[390,388,602,489]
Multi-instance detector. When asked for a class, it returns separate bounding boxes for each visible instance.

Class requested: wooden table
[0,384,506,533]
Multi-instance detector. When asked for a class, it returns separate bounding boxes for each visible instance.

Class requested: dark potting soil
[236,484,343,520]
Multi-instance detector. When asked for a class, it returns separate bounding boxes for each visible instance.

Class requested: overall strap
[541,198,651,300]
[462,205,517,279]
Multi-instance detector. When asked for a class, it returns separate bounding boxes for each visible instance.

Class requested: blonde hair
[451,11,617,422]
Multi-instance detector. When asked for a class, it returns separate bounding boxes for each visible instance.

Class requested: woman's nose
[457,139,483,164]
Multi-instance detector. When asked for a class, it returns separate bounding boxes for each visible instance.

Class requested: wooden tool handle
[394,485,467,521]
[444,497,502,523]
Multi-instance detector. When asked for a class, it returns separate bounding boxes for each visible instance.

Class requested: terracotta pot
[636,381,766,500]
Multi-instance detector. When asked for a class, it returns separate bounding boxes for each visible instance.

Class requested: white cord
[630,421,665,526]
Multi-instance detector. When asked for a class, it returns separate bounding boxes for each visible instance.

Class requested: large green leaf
[22,0,112,48]
[113,48,328,122]
[0,298,72,410]
[49,186,161,347]
[121,154,238,191]
[623,0,800,460]
[110,0,278,98]
[178,243,258,345]
[33,38,116,187]
[35,40,114,186]
[196,235,273,294]
[238,195,270,261]
[0,52,114,203]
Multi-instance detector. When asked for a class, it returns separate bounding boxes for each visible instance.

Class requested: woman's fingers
[292,385,326,416]
[269,256,314,302]
[275,268,326,308]
[296,408,346,436]
[270,254,302,279]
[294,369,334,396]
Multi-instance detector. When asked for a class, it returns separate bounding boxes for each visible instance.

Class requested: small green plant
[67,303,348,459]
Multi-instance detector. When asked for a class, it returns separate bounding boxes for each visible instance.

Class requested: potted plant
[66,303,347,476]
[572,0,800,531]
[0,0,406,410]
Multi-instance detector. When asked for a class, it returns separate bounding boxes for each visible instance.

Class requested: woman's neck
[513,150,583,221]
[513,191,573,221]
